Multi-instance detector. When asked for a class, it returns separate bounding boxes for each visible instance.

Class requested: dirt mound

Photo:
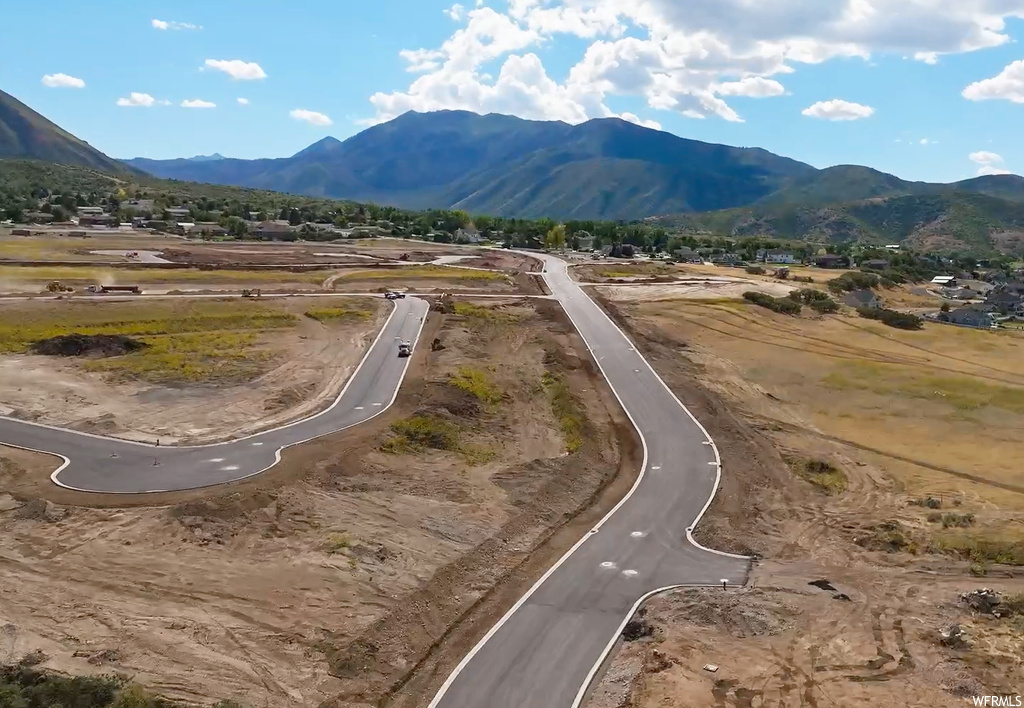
[30,334,147,358]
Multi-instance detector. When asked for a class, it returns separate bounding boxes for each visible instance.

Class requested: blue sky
[3,0,1023,183]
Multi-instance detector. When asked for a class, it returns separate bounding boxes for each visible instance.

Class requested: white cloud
[237,97,250,105]
[152,19,201,31]
[446,3,465,21]
[181,99,216,109]
[41,73,85,89]
[619,112,662,130]
[369,0,1024,126]
[715,77,785,97]
[963,59,1024,103]
[801,99,874,121]
[290,109,333,126]
[116,92,157,107]
[204,59,267,80]
[969,150,1010,175]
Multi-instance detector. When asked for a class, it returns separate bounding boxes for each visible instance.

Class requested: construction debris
[960,589,1007,617]
[939,623,972,649]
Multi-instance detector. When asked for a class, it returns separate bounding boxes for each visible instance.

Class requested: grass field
[0,233,185,261]
[0,300,299,383]
[634,298,1024,556]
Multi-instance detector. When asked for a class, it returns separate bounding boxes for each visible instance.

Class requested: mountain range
[2,86,1024,253]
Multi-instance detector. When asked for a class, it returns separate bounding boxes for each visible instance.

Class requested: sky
[2,0,1024,182]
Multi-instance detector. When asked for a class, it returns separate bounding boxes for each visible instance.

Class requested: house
[575,232,595,251]
[931,275,957,287]
[166,207,192,220]
[256,220,294,240]
[860,259,890,270]
[77,206,104,216]
[194,222,228,237]
[24,212,54,224]
[814,254,849,269]
[248,211,261,221]
[456,227,482,244]
[943,306,996,329]
[710,253,743,266]
[757,249,798,264]
[844,289,882,309]
[985,283,1024,315]
[885,244,901,251]
[78,214,118,227]
[674,247,702,264]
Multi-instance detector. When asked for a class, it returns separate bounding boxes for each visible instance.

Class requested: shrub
[449,366,504,407]
[793,275,814,283]
[745,265,765,275]
[542,371,584,453]
[828,271,882,294]
[941,513,976,529]
[856,307,923,330]
[743,291,802,315]
[810,299,839,313]
[792,458,847,494]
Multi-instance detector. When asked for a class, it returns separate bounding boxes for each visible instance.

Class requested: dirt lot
[585,294,1024,708]
[0,297,385,444]
[0,296,636,708]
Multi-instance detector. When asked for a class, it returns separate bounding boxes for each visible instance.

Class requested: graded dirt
[0,296,637,708]
[0,297,385,444]
[584,292,1024,708]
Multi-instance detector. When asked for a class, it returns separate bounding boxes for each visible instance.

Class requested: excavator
[46,281,74,293]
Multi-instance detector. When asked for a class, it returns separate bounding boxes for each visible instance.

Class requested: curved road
[426,253,750,708]
[0,255,749,706]
[0,297,429,493]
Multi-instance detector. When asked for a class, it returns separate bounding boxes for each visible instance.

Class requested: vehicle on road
[87,284,142,294]
[384,291,406,300]
[397,340,412,357]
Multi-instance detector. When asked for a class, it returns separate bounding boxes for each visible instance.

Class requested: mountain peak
[292,136,343,159]
[187,153,226,162]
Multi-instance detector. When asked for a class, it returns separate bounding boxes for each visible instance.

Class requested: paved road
[427,253,750,708]
[0,297,429,493]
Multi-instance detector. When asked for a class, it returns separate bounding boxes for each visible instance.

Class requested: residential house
[248,211,262,221]
[860,259,890,270]
[985,282,1024,315]
[166,207,192,220]
[931,275,958,287]
[885,244,901,251]
[814,254,849,269]
[256,220,294,240]
[194,222,228,237]
[674,247,702,264]
[844,289,882,309]
[710,253,743,266]
[757,249,798,264]
[456,227,482,244]
[943,306,996,329]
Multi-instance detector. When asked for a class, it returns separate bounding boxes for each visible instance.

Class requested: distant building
[77,206,104,216]
[23,212,54,224]
[256,220,294,240]
[166,207,192,220]
[931,275,958,287]
[757,249,798,264]
[78,214,118,227]
[710,253,743,266]
[885,244,901,251]
[943,306,996,329]
[844,289,882,309]
[456,227,482,244]
[674,247,702,263]
[814,254,849,269]
[860,259,890,270]
[575,232,595,251]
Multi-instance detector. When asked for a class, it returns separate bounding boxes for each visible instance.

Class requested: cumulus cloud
[368,0,1024,126]
[969,150,1010,175]
[715,77,786,97]
[237,97,250,105]
[116,92,157,107]
[290,109,333,126]
[204,59,267,80]
[152,19,201,31]
[181,99,216,109]
[801,99,874,120]
[963,60,1024,103]
[446,3,465,21]
[619,112,662,130]
[41,73,85,89]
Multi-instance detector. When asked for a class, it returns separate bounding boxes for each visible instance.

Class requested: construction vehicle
[46,281,74,293]
[242,288,262,299]
[397,340,412,358]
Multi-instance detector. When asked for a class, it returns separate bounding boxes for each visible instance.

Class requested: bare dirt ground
[0,297,386,444]
[585,294,1024,708]
[0,296,638,708]
[596,279,794,302]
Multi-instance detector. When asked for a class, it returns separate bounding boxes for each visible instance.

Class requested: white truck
[397,341,412,358]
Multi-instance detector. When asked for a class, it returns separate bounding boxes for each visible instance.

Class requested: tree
[50,205,67,222]
[545,224,567,250]
[941,302,951,313]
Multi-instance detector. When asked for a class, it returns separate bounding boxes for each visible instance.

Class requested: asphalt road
[427,253,750,708]
[0,296,429,493]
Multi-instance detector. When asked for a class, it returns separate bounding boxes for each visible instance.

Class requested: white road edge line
[45,300,429,493]
[427,255,750,708]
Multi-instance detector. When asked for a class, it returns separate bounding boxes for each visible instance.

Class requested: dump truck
[397,340,412,358]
